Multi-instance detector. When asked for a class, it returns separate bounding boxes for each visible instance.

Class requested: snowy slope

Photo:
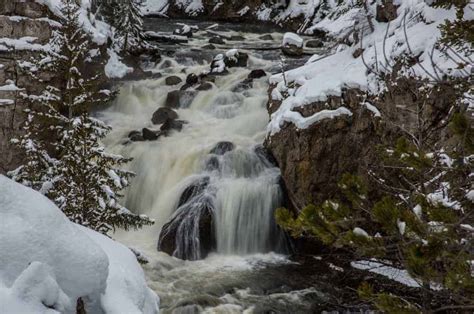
[0,176,159,314]
[267,0,471,134]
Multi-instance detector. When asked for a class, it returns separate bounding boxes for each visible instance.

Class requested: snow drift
[0,175,159,313]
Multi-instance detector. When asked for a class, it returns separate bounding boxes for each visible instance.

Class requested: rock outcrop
[0,2,59,174]
[265,78,457,211]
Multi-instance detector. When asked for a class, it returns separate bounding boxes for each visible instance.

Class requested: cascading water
[98,20,324,312]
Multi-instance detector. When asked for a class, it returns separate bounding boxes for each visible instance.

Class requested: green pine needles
[10,0,153,235]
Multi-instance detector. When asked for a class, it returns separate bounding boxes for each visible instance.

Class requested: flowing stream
[99,19,327,313]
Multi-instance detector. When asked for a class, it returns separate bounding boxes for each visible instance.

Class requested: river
[98,18,329,313]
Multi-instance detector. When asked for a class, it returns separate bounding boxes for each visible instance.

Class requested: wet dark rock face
[209,141,235,155]
[152,107,179,125]
[158,176,216,260]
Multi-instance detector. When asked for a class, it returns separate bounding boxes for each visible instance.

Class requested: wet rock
[205,156,220,171]
[196,82,213,91]
[165,90,197,108]
[142,128,160,141]
[178,176,210,207]
[259,34,274,41]
[248,69,266,79]
[209,36,225,45]
[200,74,216,83]
[305,39,323,48]
[151,107,178,125]
[160,119,187,134]
[202,44,216,50]
[282,45,303,57]
[376,0,398,22]
[159,59,174,69]
[210,54,227,74]
[254,144,278,167]
[224,51,248,68]
[210,141,234,155]
[144,31,188,44]
[232,79,253,92]
[186,73,199,85]
[165,75,182,86]
[282,32,304,57]
[230,35,245,41]
[128,130,144,142]
[173,25,193,38]
[158,176,216,260]
[158,200,215,260]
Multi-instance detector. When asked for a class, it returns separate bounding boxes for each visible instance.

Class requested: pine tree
[52,0,154,234]
[12,0,154,235]
[433,0,473,50]
[114,0,146,52]
[276,63,473,312]
[8,27,67,196]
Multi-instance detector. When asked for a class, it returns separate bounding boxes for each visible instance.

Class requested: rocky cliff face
[0,1,59,174]
[265,77,457,211]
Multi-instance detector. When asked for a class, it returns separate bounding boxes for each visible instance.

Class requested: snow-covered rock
[0,176,160,313]
[282,32,303,48]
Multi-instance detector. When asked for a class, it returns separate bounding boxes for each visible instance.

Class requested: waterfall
[100,52,288,260]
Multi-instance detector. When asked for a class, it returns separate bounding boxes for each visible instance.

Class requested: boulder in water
[224,49,248,68]
[151,107,178,125]
[248,69,266,79]
[196,82,213,91]
[178,176,210,207]
[161,119,187,134]
[165,90,197,108]
[209,36,225,45]
[202,44,216,50]
[158,176,216,260]
[259,34,274,41]
[282,32,304,57]
[165,75,182,86]
[305,39,323,48]
[128,130,144,142]
[205,156,219,171]
[186,73,199,85]
[209,141,234,155]
[230,35,245,41]
[142,128,160,141]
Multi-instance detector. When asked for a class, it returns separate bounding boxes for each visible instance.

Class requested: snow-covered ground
[267,0,472,135]
[0,176,159,314]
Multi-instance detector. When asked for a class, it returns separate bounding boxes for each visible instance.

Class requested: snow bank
[0,176,160,313]
[80,226,160,314]
[351,260,421,288]
[0,175,108,313]
[143,0,169,16]
[37,0,110,45]
[105,49,133,79]
[267,1,468,135]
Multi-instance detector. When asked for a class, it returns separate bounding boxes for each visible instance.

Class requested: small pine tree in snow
[12,0,154,235]
[56,114,153,234]
[115,0,146,52]
[9,26,67,196]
